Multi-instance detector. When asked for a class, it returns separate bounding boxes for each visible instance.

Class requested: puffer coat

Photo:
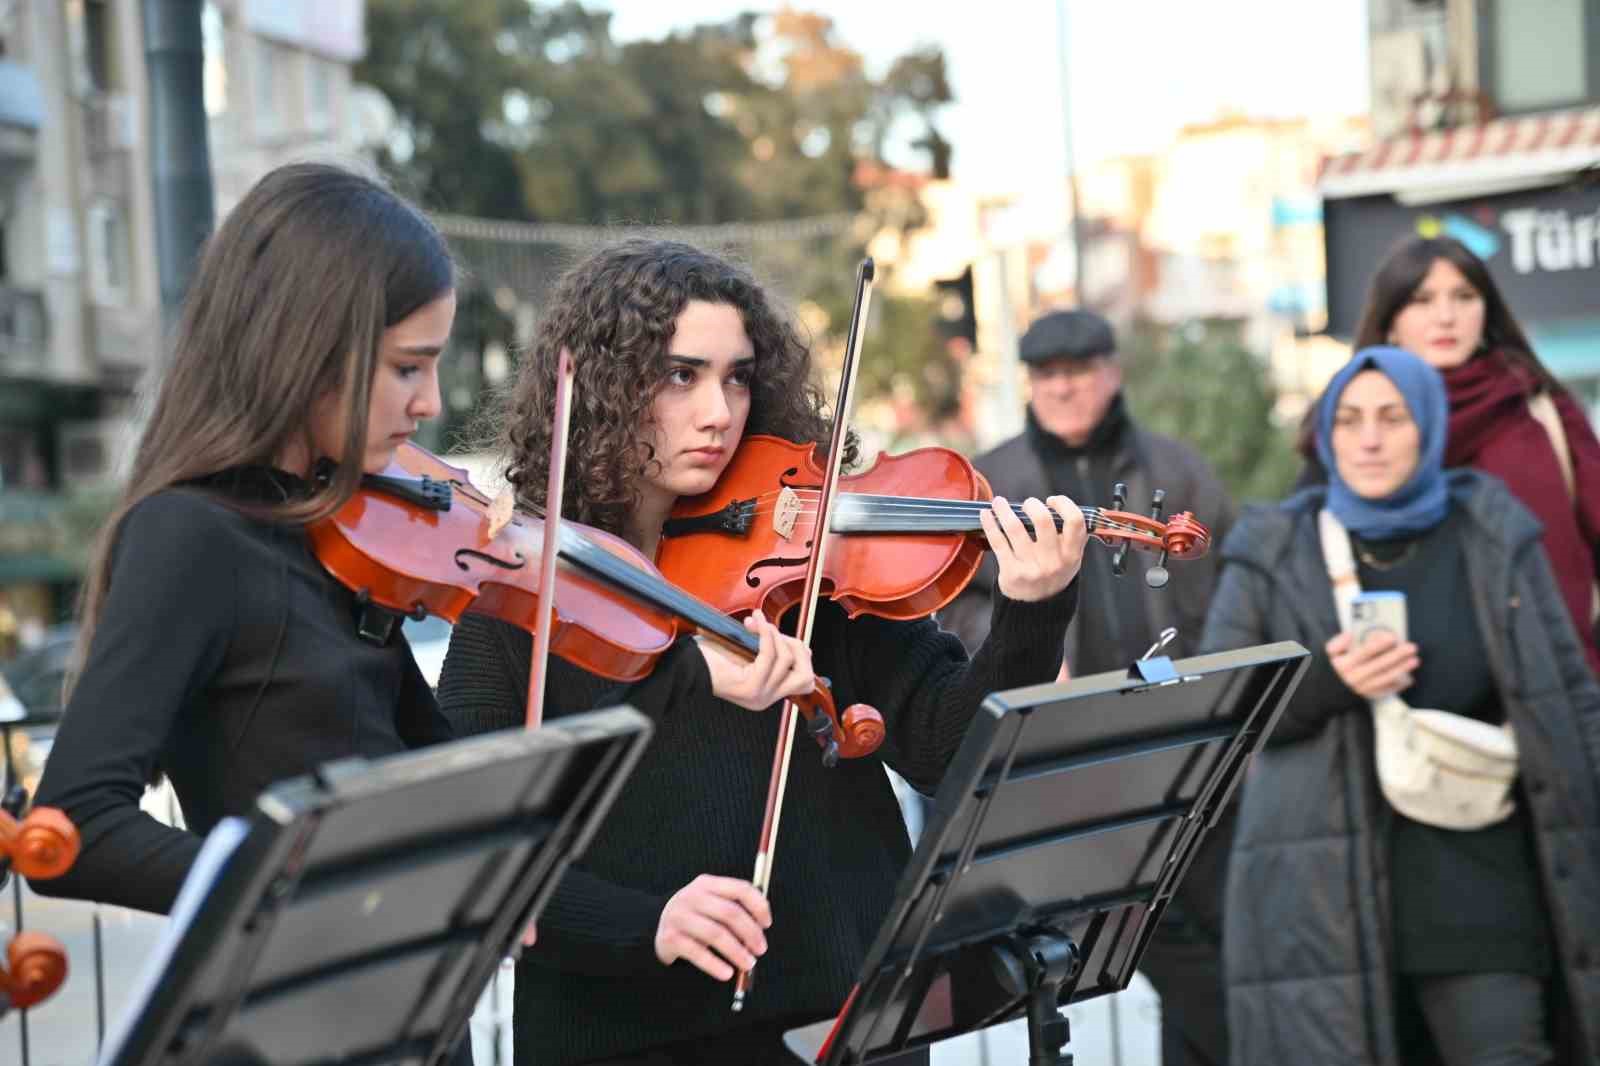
[1202,472,1600,1066]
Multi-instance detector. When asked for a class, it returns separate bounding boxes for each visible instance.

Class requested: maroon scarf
[1443,350,1600,678]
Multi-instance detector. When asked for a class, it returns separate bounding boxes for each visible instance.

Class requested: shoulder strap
[1318,508,1362,631]
[1319,508,1416,722]
[1528,392,1600,622]
[1528,391,1577,500]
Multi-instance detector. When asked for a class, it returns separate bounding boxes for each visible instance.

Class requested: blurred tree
[360,1,953,224]
[877,47,954,179]
[1120,317,1300,503]
[356,0,541,217]
[358,0,962,452]
[515,18,762,222]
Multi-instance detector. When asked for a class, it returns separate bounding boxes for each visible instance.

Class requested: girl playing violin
[28,163,463,919]
[437,239,1087,1065]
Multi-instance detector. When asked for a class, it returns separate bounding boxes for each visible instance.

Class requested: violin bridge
[486,489,516,541]
[773,486,802,540]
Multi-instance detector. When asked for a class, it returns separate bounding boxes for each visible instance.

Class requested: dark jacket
[939,418,1235,670]
[1206,472,1600,1066]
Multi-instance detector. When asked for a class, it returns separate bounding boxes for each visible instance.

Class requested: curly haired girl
[439,238,1086,1066]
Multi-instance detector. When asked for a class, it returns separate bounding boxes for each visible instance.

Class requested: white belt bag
[1319,509,1517,831]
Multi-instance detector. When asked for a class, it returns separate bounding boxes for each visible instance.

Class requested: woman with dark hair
[1216,347,1600,1066]
[437,238,1086,1065]
[29,162,464,914]
[1303,234,1600,676]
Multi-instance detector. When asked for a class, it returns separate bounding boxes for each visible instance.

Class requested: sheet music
[96,816,252,1065]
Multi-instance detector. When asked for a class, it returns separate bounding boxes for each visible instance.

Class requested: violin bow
[527,348,577,731]
[733,259,876,1011]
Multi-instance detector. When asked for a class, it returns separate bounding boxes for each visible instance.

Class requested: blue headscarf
[1315,346,1451,540]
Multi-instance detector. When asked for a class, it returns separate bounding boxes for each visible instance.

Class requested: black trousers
[1396,972,1554,1066]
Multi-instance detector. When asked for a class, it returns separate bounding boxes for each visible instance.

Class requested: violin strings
[743,488,1143,523]
[747,499,1152,531]
[452,476,1180,542]
[451,475,1184,544]
[735,496,1165,539]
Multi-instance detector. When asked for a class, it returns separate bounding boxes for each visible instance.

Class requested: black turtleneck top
[31,469,456,914]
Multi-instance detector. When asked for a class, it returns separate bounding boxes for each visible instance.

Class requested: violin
[0,713,80,1013]
[656,434,1211,623]
[307,442,886,765]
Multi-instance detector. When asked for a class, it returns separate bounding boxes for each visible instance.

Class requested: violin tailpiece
[661,498,756,538]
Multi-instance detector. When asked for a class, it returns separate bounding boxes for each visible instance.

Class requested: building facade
[1321,0,1600,413]
[0,0,366,639]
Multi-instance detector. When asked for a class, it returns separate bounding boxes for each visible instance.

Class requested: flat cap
[1018,309,1115,364]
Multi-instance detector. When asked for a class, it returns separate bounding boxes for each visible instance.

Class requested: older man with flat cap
[939,308,1236,1066]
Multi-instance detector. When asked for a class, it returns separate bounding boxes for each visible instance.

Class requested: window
[86,199,130,305]
[305,55,332,131]
[0,426,48,491]
[64,0,113,94]
[1481,0,1600,114]
[202,1,228,116]
[253,36,279,134]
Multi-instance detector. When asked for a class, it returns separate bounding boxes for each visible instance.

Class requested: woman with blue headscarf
[1200,347,1600,1066]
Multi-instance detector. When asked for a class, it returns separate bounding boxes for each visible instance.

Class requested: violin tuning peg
[805,713,833,741]
[1146,551,1170,590]
[1111,482,1127,512]
[1111,541,1130,578]
[820,738,840,769]
[1148,489,1166,521]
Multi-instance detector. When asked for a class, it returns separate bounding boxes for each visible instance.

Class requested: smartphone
[1349,590,1408,646]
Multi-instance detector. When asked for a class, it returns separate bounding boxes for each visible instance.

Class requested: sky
[600,0,1371,200]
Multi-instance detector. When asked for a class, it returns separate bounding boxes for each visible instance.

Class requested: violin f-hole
[454,547,528,572]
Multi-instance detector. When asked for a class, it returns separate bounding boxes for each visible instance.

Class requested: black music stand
[784,641,1309,1066]
[97,705,653,1066]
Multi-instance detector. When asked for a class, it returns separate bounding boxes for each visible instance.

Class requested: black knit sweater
[31,469,455,914]
[436,584,1077,1065]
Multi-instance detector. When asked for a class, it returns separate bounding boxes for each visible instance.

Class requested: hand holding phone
[1329,590,1418,698]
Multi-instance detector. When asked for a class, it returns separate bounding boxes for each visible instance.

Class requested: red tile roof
[1318,107,1600,200]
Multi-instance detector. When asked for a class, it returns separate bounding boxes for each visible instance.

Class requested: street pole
[1056,0,1089,307]
[141,0,213,351]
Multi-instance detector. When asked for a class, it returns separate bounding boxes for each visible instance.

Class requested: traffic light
[933,266,976,356]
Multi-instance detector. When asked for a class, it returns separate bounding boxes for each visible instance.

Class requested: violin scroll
[1087,483,1210,590]
[1,931,68,1011]
[0,806,82,881]
[0,802,78,1014]
[838,703,886,759]
[802,696,886,766]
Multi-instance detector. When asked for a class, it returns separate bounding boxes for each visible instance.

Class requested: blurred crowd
[968,231,1599,1066]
